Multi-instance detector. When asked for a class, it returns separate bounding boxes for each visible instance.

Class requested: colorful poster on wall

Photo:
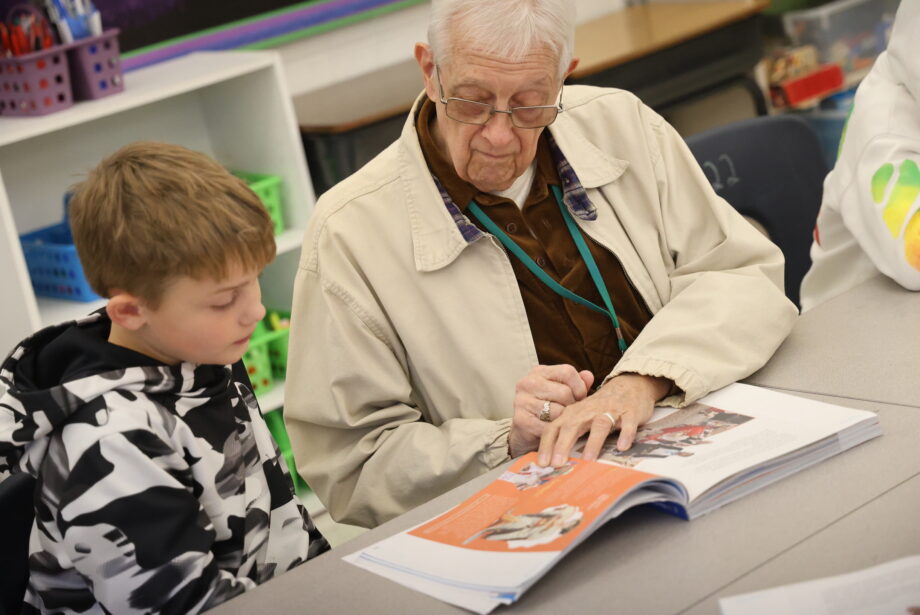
[0,0,424,70]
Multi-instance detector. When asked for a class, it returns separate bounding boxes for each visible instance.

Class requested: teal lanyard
[467,184,627,353]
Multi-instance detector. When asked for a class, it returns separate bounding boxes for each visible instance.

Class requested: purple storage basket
[0,46,73,117]
[65,29,123,100]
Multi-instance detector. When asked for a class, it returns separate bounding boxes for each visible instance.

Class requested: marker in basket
[45,0,96,43]
[45,0,73,42]
[0,23,10,57]
[4,6,56,55]
[81,0,102,36]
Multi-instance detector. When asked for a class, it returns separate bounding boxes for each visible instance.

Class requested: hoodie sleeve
[43,427,256,614]
[840,136,920,289]
[828,1,920,290]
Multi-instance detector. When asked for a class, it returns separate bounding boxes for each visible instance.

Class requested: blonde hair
[428,0,575,80]
[69,141,276,306]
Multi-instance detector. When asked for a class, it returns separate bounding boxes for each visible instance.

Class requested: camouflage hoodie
[0,311,328,614]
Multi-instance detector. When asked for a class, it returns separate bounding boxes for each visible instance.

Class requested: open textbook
[719,555,920,615]
[345,383,882,614]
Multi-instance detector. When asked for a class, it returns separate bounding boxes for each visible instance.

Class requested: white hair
[428,0,576,80]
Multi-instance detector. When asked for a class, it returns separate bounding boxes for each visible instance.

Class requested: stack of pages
[345,384,881,613]
[720,555,920,615]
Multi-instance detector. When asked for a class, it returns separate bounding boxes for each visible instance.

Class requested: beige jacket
[285,85,797,527]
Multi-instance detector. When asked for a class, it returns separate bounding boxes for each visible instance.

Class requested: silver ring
[602,412,617,426]
[539,400,552,422]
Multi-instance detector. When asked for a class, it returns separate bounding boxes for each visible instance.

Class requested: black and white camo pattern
[0,313,328,614]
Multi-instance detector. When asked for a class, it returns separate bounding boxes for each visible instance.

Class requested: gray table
[747,275,920,408]
[211,393,920,615]
[685,472,920,614]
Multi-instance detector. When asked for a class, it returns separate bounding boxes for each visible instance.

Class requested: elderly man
[285,0,797,528]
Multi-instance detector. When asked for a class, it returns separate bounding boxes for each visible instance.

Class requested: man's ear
[415,42,438,102]
[106,291,147,331]
[564,57,580,81]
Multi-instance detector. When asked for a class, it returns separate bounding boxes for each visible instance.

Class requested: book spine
[649,501,689,521]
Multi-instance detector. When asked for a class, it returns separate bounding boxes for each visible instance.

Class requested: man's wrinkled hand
[508,364,594,458]
[536,373,671,467]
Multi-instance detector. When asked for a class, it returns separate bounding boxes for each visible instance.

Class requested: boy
[0,142,328,613]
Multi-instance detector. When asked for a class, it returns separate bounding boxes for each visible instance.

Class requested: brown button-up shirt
[416,99,652,384]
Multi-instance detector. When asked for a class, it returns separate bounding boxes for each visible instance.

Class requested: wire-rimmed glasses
[435,67,564,129]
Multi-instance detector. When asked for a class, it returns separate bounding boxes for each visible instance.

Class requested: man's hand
[508,365,594,458]
[537,373,672,467]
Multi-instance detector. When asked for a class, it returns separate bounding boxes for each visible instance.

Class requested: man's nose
[481,111,515,147]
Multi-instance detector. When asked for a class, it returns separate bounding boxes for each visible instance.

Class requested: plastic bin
[262,408,310,496]
[783,0,900,81]
[0,45,73,117]
[266,310,291,381]
[20,223,101,301]
[233,171,285,235]
[243,320,284,395]
[242,310,291,395]
[0,25,124,116]
[65,29,124,101]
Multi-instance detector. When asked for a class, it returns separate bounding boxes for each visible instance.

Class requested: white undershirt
[489,161,537,209]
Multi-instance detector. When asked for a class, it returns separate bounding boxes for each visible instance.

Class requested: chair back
[0,472,35,615]
[684,115,828,307]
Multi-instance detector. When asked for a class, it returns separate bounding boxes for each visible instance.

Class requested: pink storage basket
[0,46,73,117]
[65,29,123,101]
[0,4,73,117]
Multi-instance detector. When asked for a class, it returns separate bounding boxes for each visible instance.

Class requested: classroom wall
[284,0,627,118]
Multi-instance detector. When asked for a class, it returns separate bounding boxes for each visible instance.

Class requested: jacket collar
[399,89,629,272]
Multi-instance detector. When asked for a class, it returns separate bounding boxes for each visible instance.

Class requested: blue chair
[684,115,829,308]
[0,472,35,615]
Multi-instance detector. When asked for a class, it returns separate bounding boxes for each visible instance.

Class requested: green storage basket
[267,310,291,380]
[243,311,292,396]
[243,321,286,396]
[263,409,310,496]
[233,170,285,235]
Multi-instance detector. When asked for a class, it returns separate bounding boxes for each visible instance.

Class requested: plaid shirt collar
[431,131,598,244]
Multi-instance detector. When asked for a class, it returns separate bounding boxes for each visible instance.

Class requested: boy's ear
[106,291,147,331]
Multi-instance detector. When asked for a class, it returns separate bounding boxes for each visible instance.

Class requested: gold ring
[602,412,616,426]
[539,400,552,422]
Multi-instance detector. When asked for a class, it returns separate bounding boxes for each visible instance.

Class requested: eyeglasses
[435,67,564,129]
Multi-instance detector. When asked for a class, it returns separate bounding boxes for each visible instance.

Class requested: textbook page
[344,552,506,614]
[584,383,878,506]
[719,555,920,615]
[353,454,678,596]
[348,384,879,610]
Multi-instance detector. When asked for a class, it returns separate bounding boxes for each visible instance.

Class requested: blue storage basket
[20,224,101,302]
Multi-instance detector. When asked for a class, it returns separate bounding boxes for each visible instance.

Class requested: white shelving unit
[0,51,313,412]
[258,383,286,416]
